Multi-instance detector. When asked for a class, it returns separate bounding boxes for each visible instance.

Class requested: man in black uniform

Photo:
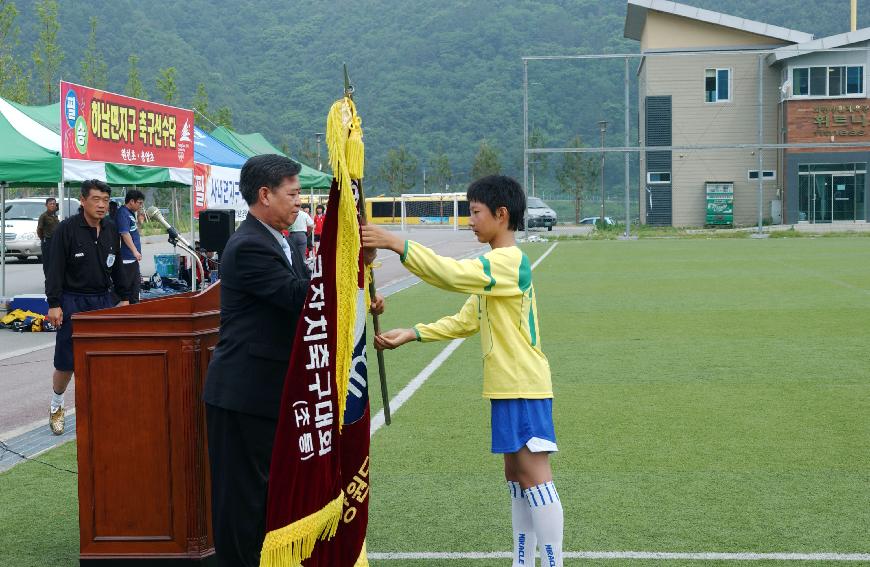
[37,197,59,278]
[45,180,130,435]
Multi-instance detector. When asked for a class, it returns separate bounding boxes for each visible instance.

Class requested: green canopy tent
[210,126,333,189]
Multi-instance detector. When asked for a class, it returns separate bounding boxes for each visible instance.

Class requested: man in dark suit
[205,154,381,566]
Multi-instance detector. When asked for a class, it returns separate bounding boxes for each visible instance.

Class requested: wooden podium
[73,284,220,566]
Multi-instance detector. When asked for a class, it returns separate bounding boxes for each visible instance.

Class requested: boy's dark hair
[302,204,311,212]
[45,197,56,204]
[81,179,111,198]
[316,205,324,213]
[239,154,302,205]
[125,189,145,204]
[466,175,525,231]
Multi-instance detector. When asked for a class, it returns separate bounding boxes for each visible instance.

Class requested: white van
[2,197,77,261]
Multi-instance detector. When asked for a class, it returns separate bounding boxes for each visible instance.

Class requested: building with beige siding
[625,0,870,226]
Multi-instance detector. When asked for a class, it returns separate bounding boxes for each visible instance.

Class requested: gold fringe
[326,95,364,432]
[259,492,344,567]
[346,124,364,179]
[354,540,369,567]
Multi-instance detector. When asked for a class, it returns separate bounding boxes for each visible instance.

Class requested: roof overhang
[625,0,813,45]
[767,28,870,65]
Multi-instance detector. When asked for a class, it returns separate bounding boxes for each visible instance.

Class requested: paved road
[0,226,492,440]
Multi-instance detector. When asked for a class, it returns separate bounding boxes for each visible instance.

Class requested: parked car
[524,197,557,230]
[579,216,616,226]
[2,197,76,261]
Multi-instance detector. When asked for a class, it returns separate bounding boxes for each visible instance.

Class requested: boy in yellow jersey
[361,175,563,567]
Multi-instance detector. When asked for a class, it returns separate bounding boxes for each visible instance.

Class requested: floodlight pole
[624,56,631,238]
[315,132,324,207]
[523,59,529,239]
[757,54,764,234]
[598,120,608,228]
[1,181,6,304]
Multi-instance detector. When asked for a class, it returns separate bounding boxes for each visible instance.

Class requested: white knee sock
[508,481,536,566]
[51,391,64,411]
[524,481,563,567]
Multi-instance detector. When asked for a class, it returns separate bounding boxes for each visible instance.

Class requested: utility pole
[598,120,608,227]
[314,132,324,207]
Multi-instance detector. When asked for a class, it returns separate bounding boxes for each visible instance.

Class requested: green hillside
[6,0,867,194]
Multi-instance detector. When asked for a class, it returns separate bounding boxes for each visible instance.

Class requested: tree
[556,135,599,224]
[155,67,177,104]
[31,0,63,103]
[80,17,108,90]
[192,82,210,124]
[471,140,501,179]
[125,55,147,99]
[0,0,28,103]
[378,146,418,196]
[212,105,233,129]
[528,127,549,197]
[428,152,452,192]
[191,82,232,129]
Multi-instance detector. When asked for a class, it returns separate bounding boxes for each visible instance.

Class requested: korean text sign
[60,81,195,169]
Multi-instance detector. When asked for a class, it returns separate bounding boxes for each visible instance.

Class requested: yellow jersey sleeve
[415,295,480,341]
[400,240,521,297]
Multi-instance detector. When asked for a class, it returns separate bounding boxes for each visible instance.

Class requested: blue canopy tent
[193,126,247,168]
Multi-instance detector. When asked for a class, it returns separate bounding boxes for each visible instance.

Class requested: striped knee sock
[524,481,563,567]
[507,481,536,566]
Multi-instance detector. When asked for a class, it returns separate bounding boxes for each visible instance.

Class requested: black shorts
[54,291,114,372]
[314,234,321,243]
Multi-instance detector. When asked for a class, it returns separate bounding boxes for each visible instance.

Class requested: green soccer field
[365,238,870,566]
[1,238,868,566]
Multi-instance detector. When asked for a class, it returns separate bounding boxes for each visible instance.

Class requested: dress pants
[206,404,278,567]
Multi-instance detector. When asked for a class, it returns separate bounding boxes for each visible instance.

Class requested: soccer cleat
[49,406,65,435]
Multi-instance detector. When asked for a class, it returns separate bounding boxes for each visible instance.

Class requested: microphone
[146,206,194,249]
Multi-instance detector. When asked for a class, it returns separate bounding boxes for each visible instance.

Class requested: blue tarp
[193,126,247,168]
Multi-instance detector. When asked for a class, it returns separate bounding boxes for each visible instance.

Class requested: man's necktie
[279,237,294,267]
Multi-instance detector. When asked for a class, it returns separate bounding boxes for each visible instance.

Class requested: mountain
[9,0,866,194]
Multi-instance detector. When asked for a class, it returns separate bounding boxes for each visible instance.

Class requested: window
[748,170,777,181]
[705,68,730,102]
[792,65,864,97]
[647,171,671,184]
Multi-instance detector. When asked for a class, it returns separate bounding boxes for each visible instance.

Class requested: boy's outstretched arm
[374,328,417,350]
[361,225,522,297]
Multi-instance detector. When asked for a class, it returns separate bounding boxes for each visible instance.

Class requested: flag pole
[344,65,391,425]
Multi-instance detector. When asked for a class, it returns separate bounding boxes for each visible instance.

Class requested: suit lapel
[243,215,293,271]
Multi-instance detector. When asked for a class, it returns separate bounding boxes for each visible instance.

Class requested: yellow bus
[366,194,470,227]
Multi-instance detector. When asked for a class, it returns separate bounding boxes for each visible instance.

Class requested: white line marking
[368,551,870,561]
[0,342,55,362]
[370,242,558,436]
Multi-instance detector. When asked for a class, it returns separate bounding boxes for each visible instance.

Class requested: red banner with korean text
[261,178,356,567]
[60,81,194,168]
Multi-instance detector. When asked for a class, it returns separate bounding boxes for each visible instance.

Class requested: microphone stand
[166,235,205,289]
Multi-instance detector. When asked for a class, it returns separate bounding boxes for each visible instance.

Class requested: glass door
[813,173,832,223]
[832,174,856,221]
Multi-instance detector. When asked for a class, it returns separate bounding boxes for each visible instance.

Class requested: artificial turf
[1,238,867,566]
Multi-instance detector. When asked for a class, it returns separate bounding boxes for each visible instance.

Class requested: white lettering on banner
[309,283,325,311]
[309,371,332,399]
[194,174,206,208]
[298,432,314,460]
[303,315,328,342]
[348,348,367,398]
[310,256,322,278]
[293,401,310,428]
[305,344,329,370]
[318,429,332,456]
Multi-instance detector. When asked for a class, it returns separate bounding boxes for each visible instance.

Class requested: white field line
[370,242,558,436]
[367,551,870,562]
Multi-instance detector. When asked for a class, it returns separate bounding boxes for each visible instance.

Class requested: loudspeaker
[199,209,235,254]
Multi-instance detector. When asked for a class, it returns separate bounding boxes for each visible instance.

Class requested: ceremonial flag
[260,94,368,566]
